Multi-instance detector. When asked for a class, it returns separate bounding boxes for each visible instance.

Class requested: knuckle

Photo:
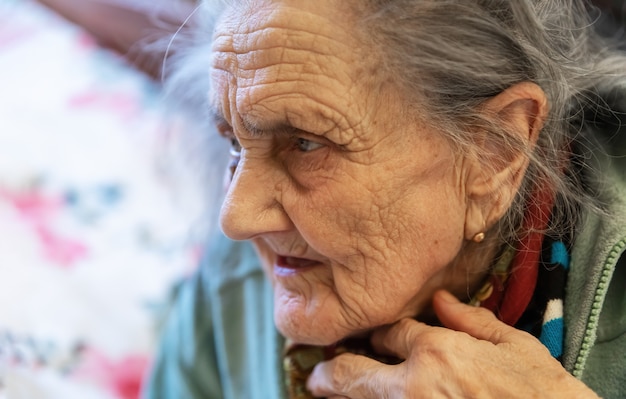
[416,327,447,345]
[486,326,506,343]
[328,354,356,392]
[384,319,407,337]
[470,307,515,343]
[388,318,420,341]
[395,317,417,330]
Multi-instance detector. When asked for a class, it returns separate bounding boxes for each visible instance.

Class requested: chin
[272,286,389,346]
[274,307,352,346]
[275,319,341,346]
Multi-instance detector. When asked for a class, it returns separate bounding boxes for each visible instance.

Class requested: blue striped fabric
[537,239,569,360]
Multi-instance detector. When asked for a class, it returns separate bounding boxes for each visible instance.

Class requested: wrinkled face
[211,0,474,345]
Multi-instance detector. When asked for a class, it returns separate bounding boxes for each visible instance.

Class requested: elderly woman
[144,0,626,398]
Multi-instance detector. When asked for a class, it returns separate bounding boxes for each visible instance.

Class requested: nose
[219,157,293,241]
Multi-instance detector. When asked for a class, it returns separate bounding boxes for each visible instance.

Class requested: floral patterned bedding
[0,1,205,397]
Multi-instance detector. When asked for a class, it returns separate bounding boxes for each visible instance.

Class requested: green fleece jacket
[563,133,626,397]
[143,141,626,399]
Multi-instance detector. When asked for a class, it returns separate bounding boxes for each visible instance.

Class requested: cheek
[396,184,467,268]
[278,157,467,320]
[288,176,465,267]
[289,187,458,284]
[286,187,374,261]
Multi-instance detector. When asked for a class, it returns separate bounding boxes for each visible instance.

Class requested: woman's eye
[295,137,324,152]
[226,137,241,181]
[230,137,242,157]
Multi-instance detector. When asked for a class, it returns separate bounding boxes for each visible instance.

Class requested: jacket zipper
[572,237,626,378]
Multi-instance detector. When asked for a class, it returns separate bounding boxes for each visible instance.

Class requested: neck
[418,235,504,324]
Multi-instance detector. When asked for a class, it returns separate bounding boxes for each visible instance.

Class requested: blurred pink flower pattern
[0,1,202,398]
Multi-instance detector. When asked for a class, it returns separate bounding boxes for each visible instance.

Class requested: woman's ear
[464,82,548,240]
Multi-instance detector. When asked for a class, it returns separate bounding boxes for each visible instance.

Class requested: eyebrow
[208,106,302,138]
[240,118,300,138]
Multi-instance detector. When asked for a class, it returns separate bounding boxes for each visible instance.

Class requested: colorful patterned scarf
[471,234,569,361]
[471,183,569,360]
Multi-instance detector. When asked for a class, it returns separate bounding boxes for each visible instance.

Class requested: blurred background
[0,0,217,398]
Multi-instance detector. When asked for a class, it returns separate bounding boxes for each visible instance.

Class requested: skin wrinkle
[213,0,506,346]
[231,10,377,139]
[232,39,352,72]
[220,56,368,145]
[352,206,395,266]
[228,11,358,57]
[227,15,357,76]
[237,83,369,147]
[213,26,382,151]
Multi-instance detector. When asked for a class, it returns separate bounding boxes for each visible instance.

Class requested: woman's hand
[307,290,599,399]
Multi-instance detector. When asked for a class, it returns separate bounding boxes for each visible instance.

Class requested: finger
[307,353,398,399]
[433,290,524,344]
[370,318,426,358]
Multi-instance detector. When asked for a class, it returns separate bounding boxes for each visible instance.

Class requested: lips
[276,255,320,269]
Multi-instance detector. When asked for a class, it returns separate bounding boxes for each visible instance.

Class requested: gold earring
[472,232,485,243]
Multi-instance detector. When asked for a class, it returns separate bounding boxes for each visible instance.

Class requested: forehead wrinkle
[236,68,353,104]
[227,4,356,53]
[215,63,377,151]
[211,31,236,71]
[214,0,369,76]
[212,1,387,150]
[221,3,360,73]
[237,87,355,139]
[212,34,360,130]
[230,34,356,89]
[230,28,355,62]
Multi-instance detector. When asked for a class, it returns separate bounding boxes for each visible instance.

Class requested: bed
[0,1,204,397]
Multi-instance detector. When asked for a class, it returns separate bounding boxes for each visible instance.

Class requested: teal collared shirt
[143,236,286,399]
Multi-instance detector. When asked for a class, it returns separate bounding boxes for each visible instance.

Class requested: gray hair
[354,0,626,244]
[159,1,230,235]
[169,0,626,243]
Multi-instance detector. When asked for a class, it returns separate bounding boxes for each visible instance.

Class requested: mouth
[274,255,322,275]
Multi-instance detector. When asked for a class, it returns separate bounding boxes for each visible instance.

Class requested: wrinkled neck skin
[416,237,502,325]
